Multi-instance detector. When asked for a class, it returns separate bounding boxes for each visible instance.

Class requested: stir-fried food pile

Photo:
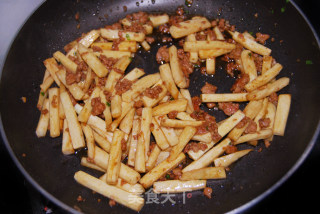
[35,7,291,211]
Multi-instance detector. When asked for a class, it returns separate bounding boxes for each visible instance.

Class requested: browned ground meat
[231,73,250,93]
[171,168,182,179]
[134,100,144,108]
[200,66,207,74]
[224,145,238,154]
[99,55,118,70]
[109,199,116,207]
[211,18,235,32]
[227,43,243,60]
[68,55,80,64]
[92,45,103,52]
[68,55,88,75]
[191,110,221,141]
[264,139,271,148]
[236,116,250,129]
[66,70,85,85]
[149,142,156,152]
[162,36,173,43]
[201,82,217,108]
[144,85,163,99]
[244,120,257,134]
[168,110,178,119]
[201,82,217,94]
[112,38,125,50]
[103,90,112,102]
[149,123,155,132]
[177,49,193,78]
[176,6,184,16]
[205,29,217,41]
[184,142,208,153]
[222,43,242,77]
[206,103,216,108]
[158,24,170,34]
[146,142,155,156]
[178,38,185,47]
[218,102,239,116]
[77,61,88,72]
[218,19,226,31]
[190,109,207,121]
[145,36,155,44]
[195,32,207,41]
[211,20,217,27]
[121,138,127,152]
[268,92,278,106]
[259,118,271,129]
[125,11,151,32]
[256,32,270,44]
[129,11,150,24]
[114,68,124,75]
[136,108,143,116]
[168,7,186,27]
[91,97,106,116]
[203,187,213,199]
[195,124,209,135]
[124,22,146,33]
[226,62,240,77]
[191,96,202,112]
[253,53,263,73]
[77,195,84,202]
[156,46,170,64]
[105,22,122,30]
[115,78,133,95]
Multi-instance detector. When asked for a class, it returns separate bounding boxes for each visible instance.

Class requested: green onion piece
[281,7,285,13]
[306,60,313,65]
[106,102,111,106]
[40,92,45,96]
[126,34,130,41]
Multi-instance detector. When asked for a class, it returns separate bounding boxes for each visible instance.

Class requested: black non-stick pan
[0,0,319,213]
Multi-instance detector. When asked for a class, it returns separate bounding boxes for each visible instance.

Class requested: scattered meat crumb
[203,187,213,199]
[264,139,271,148]
[75,12,80,21]
[109,199,116,207]
[21,97,27,103]
[77,195,85,202]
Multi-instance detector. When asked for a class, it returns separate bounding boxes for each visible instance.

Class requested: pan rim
[0,1,319,213]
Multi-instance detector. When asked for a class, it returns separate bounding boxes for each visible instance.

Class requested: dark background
[0,0,319,213]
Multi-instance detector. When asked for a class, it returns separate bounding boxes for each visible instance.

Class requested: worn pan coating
[0,0,319,213]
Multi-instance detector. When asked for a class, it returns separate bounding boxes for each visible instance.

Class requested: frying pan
[0,0,319,213]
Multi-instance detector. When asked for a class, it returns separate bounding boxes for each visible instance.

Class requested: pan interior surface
[0,0,319,213]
